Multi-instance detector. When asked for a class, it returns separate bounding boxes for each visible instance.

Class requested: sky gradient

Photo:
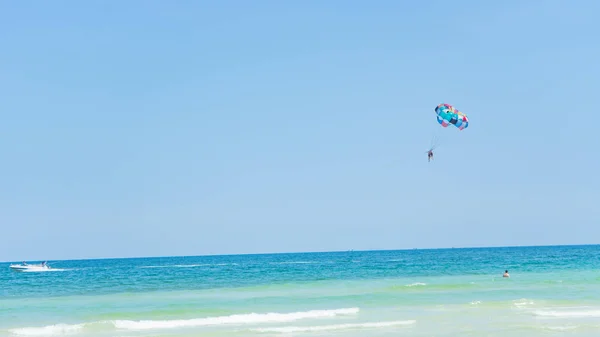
[1,0,599,261]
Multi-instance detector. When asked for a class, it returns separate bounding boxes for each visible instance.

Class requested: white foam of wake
[9,324,84,336]
[251,320,416,333]
[534,310,600,318]
[114,307,360,330]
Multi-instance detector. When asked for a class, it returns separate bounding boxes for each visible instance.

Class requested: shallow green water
[2,246,600,336]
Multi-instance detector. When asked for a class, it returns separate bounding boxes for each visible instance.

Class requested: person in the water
[503,270,510,278]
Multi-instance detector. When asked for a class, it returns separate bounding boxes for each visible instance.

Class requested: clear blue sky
[1,1,598,261]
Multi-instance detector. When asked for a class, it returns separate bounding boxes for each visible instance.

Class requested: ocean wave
[9,323,84,336]
[268,261,323,265]
[114,307,359,330]
[533,309,600,318]
[513,299,535,307]
[139,263,237,269]
[544,325,578,331]
[250,320,416,333]
[7,308,360,335]
[387,282,481,292]
[405,282,427,287]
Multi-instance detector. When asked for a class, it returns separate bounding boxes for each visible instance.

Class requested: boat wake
[9,263,64,273]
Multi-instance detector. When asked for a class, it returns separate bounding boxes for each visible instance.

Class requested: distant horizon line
[2,243,598,263]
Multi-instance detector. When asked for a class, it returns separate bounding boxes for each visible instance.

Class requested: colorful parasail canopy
[435,103,469,130]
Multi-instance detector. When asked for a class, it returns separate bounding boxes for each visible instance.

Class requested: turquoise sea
[2,245,600,336]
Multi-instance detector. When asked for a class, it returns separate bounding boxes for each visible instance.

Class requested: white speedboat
[9,262,51,272]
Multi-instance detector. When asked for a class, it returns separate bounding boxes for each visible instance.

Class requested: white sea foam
[113,307,360,330]
[405,282,426,287]
[269,261,322,265]
[8,308,360,335]
[140,264,203,268]
[533,309,600,318]
[251,320,416,333]
[545,325,578,331]
[139,263,237,269]
[513,299,535,307]
[9,323,84,336]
